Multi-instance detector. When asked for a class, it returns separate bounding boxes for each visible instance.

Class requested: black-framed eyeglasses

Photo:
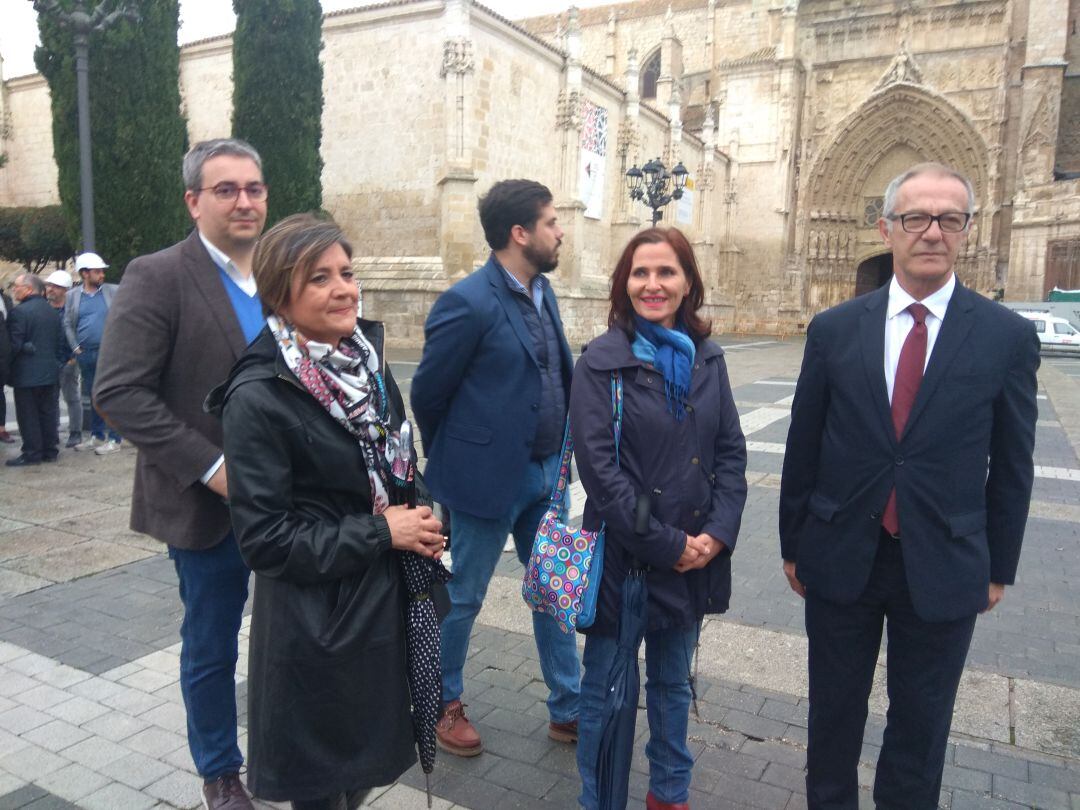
[888,212,971,234]
[197,182,268,203]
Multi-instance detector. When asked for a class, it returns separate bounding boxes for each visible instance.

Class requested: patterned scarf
[631,314,696,421]
[267,314,409,514]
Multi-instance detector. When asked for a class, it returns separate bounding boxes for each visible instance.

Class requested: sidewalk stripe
[740,408,790,436]
[1033,465,1080,482]
[754,380,798,386]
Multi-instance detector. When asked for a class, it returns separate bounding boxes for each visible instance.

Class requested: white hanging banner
[578,100,608,220]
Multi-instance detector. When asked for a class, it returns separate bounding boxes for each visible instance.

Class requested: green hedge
[233,0,324,226]
[35,0,189,282]
[0,206,73,273]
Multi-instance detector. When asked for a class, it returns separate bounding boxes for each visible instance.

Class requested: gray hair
[16,273,46,296]
[182,139,263,191]
[882,162,975,224]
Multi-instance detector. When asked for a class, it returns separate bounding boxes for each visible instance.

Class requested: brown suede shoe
[202,773,254,810]
[436,699,483,757]
[548,718,578,743]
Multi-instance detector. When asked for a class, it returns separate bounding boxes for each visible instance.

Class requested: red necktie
[882,303,929,537]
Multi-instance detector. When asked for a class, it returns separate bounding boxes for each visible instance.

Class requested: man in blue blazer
[412,179,579,757]
[780,164,1040,809]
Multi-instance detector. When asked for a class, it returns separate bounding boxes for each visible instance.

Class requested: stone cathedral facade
[1,0,1078,344]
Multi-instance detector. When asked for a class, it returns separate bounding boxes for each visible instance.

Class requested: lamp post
[625,157,689,225]
[32,0,138,253]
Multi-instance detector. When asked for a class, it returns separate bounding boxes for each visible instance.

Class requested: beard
[523,242,560,275]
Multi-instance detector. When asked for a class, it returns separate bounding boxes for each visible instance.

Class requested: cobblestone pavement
[0,338,1077,809]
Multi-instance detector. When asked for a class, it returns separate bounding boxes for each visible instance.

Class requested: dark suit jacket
[7,295,67,388]
[95,230,250,550]
[0,292,15,385]
[411,256,574,520]
[779,282,1040,622]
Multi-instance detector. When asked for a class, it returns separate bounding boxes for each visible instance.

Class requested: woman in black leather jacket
[209,214,445,810]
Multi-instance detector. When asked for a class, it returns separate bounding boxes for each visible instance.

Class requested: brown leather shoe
[548,717,578,743]
[436,699,483,757]
[646,790,689,810]
[0,430,14,444]
[202,773,254,809]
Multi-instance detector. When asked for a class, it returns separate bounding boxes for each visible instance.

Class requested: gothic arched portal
[800,82,990,310]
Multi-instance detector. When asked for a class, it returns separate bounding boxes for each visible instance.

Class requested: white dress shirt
[883,273,956,404]
[198,232,258,298]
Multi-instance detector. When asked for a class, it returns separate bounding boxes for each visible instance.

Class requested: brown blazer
[94,230,250,550]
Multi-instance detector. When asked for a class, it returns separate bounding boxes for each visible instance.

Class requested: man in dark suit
[779,163,1040,810]
[5,273,68,467]
[412,179,580,757]
[95,139,266,810]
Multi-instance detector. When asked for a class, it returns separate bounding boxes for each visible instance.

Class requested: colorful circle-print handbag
[522,372,622,634]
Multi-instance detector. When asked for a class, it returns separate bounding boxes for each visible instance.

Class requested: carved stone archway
[801,81,990,310]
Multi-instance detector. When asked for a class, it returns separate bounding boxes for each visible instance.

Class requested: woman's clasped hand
[673,533,727,572]
[383,505,446,559]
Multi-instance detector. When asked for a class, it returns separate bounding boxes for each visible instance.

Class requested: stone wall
[178,38,232,145]
[0,75,59,207]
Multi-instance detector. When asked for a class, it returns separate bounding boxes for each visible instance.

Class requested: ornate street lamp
[32,0,139,252]
[625,157,689,225]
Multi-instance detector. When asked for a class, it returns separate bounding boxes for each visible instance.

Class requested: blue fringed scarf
[630,315,696,421]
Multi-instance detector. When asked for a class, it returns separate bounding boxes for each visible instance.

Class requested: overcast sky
[0,0,615,79]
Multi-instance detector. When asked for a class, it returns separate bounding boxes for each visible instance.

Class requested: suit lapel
[484,260,539,367]
[859,286,895,447]
[183,231,248,361]
[900,284,975,441]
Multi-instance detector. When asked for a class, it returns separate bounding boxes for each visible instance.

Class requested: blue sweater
[217,267,264,345]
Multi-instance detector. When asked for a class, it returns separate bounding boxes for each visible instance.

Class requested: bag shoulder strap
[549,369,623,506]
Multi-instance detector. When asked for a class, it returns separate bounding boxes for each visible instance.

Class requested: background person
[211,213,444,809]
[45,270,82,448]
[570,227,748,810]
[411,179,581,756]
[5,273,68,467]
[779,163,1040,810]
[94,138,267,810]
[0,289,14,444]
[66,252,121,455]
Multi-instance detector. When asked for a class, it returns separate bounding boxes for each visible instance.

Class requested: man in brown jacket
[94,139,267,810]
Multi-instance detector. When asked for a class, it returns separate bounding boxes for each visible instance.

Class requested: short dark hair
[608,227,712,343]
[253,213,353,318]
[182,139,263,192]
[477,179,554,250]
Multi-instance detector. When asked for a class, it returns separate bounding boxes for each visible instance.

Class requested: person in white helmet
[65,253,122,455]
[45,270,83,448]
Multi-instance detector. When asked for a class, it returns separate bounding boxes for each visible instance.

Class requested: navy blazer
[779,283,1040,622]
[7,295,68,388]
[411,256,573,519]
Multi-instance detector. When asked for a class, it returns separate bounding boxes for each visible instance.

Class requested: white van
[1016,311,1080,353]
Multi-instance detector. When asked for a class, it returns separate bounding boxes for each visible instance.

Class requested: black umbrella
[394,420,451,808]
[595,566,648,810]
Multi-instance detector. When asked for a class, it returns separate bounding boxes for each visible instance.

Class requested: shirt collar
[886,272,955,322]
[492,253,546,299]
[198,231,236,273]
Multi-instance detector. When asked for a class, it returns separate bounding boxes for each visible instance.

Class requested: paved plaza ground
[0,338,1077,809]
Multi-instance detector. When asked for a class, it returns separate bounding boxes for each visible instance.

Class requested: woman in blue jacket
[571,227,748,810]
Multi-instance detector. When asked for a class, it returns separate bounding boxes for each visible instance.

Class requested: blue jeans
[77,349,119,442]
[440,453,580,723]
[169,532,251,780]
[577,622,700,809]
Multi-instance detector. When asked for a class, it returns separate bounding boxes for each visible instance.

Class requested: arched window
[640,49,661,99]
